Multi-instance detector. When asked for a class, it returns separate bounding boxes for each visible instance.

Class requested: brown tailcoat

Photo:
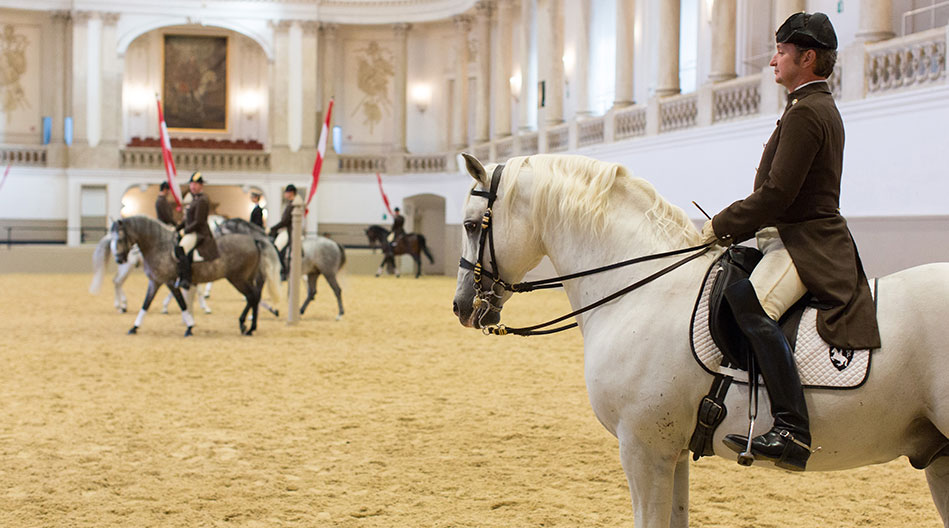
[711,82,880,349]
[182,192,220,261]
[155,196,176,226]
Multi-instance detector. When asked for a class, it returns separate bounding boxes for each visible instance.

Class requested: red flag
[305,98,334,214]
[156,97,183,211]
[376,172,394,217]
[0,163,10,193]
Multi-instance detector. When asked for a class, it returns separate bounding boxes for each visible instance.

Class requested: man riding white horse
[174,171,220,290]
[701,12,881,471]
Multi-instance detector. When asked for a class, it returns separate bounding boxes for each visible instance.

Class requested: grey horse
[216,218,346,319]
[110,215,282,336]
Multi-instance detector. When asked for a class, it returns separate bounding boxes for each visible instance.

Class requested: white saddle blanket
[690,262,874,389]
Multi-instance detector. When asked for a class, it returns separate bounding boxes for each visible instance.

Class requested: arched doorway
[402,193,446,275]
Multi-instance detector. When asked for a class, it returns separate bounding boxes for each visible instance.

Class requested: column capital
[453,14,473,31]
[392,22,411,37]
[475,0,493,18]
[268,19,294,31]
[71,10,94,23]
[50,10,72,22]
[101,12,120,25]
[320,22,339,37]
[302,20,320,34]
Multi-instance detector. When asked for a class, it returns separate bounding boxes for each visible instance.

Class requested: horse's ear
[460,152,489,187]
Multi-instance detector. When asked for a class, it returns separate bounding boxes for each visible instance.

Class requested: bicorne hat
[776,12,837,50]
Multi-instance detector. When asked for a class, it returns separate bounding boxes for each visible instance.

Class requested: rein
[459,164,713,337]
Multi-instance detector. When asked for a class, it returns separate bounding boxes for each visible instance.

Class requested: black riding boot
[722,278,812,471]
[174,246,193,290]
[278,246,289,281]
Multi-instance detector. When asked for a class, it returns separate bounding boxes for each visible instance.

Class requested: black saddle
[708,246,811,371]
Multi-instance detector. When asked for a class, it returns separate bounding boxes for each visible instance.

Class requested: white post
[655,0,681,97]
[287,194,304,324]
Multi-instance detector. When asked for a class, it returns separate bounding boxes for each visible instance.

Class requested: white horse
[452,153,949,528]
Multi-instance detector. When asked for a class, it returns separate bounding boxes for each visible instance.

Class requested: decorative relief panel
[350,41,394,135]
[0,23,40,143]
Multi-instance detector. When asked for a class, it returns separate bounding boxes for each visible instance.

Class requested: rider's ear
[460,152,489,187]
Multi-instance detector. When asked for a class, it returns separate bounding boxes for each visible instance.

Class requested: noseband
[458,163,714,337]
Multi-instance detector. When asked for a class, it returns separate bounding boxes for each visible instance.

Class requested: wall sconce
[510,71,522,102]
[410,83,432,113]
[126,85,151,116]
[238,90,263,117]
[562,48,575,97]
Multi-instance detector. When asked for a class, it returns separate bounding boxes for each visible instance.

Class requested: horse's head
[453,153,544,329]
[110,219,132,265]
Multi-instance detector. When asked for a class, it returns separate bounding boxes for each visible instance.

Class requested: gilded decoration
[351,41,394,134]
[0,25,30,115]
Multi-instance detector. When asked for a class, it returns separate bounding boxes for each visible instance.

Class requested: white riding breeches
[179,232,197,253]
[749,227,808,321]
[274,229,288,252]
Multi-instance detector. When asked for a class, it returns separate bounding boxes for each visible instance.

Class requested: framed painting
[162,34,228,131]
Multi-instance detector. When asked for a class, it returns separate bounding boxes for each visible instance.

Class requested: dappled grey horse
[217,218,346,319]
[110,215,282,336]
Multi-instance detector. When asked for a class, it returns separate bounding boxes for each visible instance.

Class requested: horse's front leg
[169,286,194,337]
[113,265,130,312]
[128,280,160,334]
[670,449,690,528]
[619,435,682,528]
[197,283,212,314]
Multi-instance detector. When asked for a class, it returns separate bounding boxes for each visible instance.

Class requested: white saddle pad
[690,262,874,389]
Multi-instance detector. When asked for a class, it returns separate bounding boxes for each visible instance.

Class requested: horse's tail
[419,235,435,264]
[90,234,112,294]
[256,239,283,306]
[336,241,347,270]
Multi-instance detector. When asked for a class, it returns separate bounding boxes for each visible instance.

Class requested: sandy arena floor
[0,271,941,527]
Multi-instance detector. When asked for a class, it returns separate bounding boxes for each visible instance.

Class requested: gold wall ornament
[351,41,394,134]
[0,24,30,114]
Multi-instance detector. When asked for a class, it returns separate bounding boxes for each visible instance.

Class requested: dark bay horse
[364,224,434,278]
[217,218,346,319]
[110,215,282,336]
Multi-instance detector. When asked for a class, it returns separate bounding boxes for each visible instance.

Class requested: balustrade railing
[404,153,447,172]
[614,105,647,140]
[546,123,570,152]
[121,148,269,171]
[577,117,605,147]
[867,26,947,95]
[659,93,698,132]
[1,145,47,167]
[712,74,762,123]
[472,143,491,161]
[518,132,539,155]
[338,154,386,173]
[495,136,514,160]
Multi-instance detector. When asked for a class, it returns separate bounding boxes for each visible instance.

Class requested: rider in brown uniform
[174,172,219,290]
[155,182,177,227]
[701,12,881,471]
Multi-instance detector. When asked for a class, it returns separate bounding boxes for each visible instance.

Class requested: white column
[86,12,102,147]
[492,0,513,138]
[537,0,564,125]
[708,0,737,82]
[856,0,894,42]
[271,21,290,150]
[773,0,805,30]
[613,0,635,108]
[301,21,319,148]
[574,0,593,116]
[518,0,537,131]
[321,24,339,153]
[392,23,410,152]
[655,0,680,96]
[287,21,303,152]
[100,12,121,151]
[451,15,471,150]
[474,2,491,143]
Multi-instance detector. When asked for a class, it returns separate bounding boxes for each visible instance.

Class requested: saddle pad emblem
[690,264,873,390]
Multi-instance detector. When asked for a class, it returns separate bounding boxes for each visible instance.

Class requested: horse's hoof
[272,310,279,317]
[128,326,138,335]
[120,307,127,313]
[204,309,212,314]
[242,330,254,336]
[184,326,193,337]
[336,314,343,321]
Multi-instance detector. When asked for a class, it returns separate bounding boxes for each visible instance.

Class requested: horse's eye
[463,220,478,234]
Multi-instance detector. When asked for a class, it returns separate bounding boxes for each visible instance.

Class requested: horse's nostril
[452,301,460,316]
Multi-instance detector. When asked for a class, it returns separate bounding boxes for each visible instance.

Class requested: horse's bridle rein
[459,163,714,337]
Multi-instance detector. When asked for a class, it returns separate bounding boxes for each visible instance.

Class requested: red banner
[376,172,394,217]
[0,163,11,193]
[156,98,183,211]
[305,98,334,215]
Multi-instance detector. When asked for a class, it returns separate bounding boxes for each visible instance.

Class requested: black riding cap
[776,12,837,50]
[190,171,205,183]
[285,184,297,194]
[159,181,169,191]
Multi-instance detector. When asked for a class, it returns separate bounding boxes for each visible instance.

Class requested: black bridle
[459,163,714,336]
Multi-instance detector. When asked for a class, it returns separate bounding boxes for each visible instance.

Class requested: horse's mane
[497,155,700,247]
[122,215,172,239]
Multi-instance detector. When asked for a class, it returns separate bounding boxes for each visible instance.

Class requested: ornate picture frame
[162,34,228,131]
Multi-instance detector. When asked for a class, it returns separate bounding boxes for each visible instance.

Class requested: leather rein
[459,164,713,337]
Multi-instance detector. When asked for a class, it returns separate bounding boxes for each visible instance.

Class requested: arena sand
[0,272,940,527]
